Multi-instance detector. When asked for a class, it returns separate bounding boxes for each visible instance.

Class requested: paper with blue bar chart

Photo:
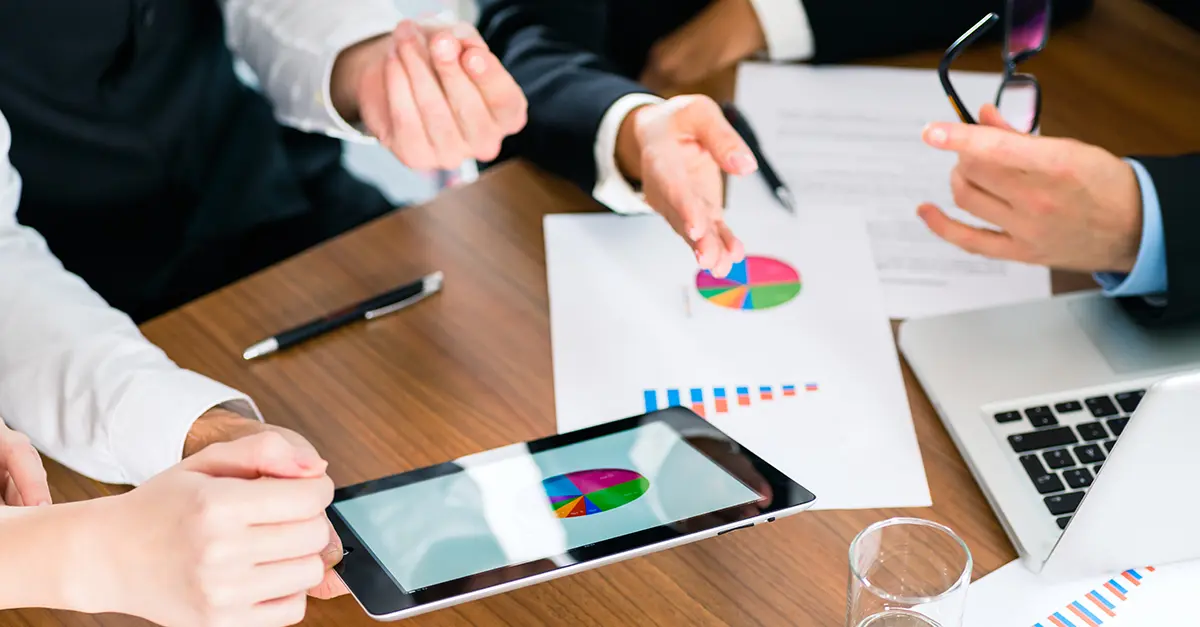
[963,559,1200,626]
[544,204,930,510]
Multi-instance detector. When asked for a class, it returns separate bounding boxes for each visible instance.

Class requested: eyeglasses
[939,0,1050,134]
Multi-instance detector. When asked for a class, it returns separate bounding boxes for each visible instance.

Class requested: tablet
[328,407,817,621]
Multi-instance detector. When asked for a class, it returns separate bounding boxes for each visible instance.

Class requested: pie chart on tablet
[696,255,801,311]
[542,469,650,518]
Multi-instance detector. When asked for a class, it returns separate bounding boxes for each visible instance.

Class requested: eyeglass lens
[1008,0,1050,58]
[996,79,1039,133]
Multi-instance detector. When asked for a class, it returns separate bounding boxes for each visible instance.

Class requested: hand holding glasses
[939,0,1051,134]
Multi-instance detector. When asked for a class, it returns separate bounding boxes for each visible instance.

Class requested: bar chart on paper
[1032,567,1155,627]
[643,383,818,418]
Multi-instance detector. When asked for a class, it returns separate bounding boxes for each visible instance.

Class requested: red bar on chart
[714,388,728,413]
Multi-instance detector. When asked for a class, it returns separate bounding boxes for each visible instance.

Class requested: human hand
[185,409,346,599]
[640,0,766,93]
[0,418,49,507]
[95,432,335,627]
[332,18,528,171]
[616,95,757,277]
[918,104,1143,273]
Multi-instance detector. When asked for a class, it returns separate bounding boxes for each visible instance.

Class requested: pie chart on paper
[696,255,801,311]
[542,469,650,518]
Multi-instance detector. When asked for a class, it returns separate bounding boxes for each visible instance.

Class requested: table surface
[17,0,1200,625]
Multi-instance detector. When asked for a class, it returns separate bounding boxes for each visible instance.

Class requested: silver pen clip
[364,271,444,320]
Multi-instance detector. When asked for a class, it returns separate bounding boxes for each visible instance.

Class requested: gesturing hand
[918,104,1144,273]
[0,418,49,507]
[101,432,335,627]
[616,95,758,277]
[333,18,528,171]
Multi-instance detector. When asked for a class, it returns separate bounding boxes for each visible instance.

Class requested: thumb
[182,431,326,480]
[978,103,1017,132]
[680,98,757,176]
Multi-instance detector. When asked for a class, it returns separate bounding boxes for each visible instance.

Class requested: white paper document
[731,63,1051,319]
[964,559,1199,626]
[544,207,930,510]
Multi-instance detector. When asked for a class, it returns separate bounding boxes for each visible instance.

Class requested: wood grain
[14,0,1200,625]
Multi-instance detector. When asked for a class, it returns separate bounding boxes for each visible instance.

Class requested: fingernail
[728,151,757,174]
[687,223,705,241]
[394,21,416,40]
[924,125,949,147]
[465,53,487,76]
[38,500,50,507]
[432,37,459,62]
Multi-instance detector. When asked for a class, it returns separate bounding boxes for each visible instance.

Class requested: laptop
[899,290,1200,580]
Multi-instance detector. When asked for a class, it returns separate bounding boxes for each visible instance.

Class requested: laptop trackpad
[1070,297,1200,375]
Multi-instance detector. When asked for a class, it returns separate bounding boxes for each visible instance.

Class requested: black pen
[242,271,444,360]
[720,102,795,212]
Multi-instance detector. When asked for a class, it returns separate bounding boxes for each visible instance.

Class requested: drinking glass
[846,518,973,627]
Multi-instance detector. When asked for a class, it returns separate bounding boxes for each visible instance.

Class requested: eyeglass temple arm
[938,13,1000,125]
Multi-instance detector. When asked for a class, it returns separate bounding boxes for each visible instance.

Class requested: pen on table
[242,271,444,360]
[720,102,795,213]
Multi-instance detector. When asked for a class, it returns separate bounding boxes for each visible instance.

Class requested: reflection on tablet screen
[332,422,761,591]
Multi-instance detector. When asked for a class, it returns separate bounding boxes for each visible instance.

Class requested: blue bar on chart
[643,390,658,413]
[690,388,705,418]
[666,389,681,408]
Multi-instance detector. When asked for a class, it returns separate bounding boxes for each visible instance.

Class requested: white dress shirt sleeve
[746,0,815,61]
[218,0,405,141]
[0,111,261,487]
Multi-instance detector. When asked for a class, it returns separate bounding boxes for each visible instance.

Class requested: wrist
[46,499,126,614]
[184,408,266,458]
[616,104,654,183]
[330,34,390,124]
[724,0,767,59]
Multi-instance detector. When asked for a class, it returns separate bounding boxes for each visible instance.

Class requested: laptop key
[994,410,1022,424]
[1094,463,1103,474]
[1063,468,1093,489]
[1107,417,1130,437]
[1076,422,1109,441]
[1043,448,1075,470]
[1085,396,1120,417]
[1009,427,1078,453]
[1025,406,1058,427]
[1020,455,1066,494]
[1103,440,1116,452]
[1115,390,1145,414]
[1057,516,1072,530]
[1054,400,1083,413]
[1074,444,1106,464]
[1045,491,1085,516]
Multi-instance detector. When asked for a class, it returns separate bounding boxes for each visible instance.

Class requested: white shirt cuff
[745,0,815,61]
[593,94,664,215]
[109,370,262,485]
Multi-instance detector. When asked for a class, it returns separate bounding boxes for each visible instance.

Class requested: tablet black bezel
[327,407,817,617]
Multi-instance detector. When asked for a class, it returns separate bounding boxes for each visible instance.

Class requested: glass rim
[847,517,973,605]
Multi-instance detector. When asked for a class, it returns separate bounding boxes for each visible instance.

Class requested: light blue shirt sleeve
[1093,159,1168,300]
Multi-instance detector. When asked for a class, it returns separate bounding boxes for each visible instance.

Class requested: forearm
[0,500,115,613]
[218,0,402,138]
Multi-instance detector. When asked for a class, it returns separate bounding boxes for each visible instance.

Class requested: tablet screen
[333,421,761,592]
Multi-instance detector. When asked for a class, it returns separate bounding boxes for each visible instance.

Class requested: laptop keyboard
[993,388,1145,531]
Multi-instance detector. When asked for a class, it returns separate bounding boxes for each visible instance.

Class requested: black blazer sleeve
[477,0,654,193]
[1119,154,1200,326]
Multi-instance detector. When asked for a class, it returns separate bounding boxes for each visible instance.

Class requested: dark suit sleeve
[1119,154,1200,326]
[802,0,1094,63]
[477,0,653,193]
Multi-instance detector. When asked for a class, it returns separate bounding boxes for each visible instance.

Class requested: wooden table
[18,0,1200,625]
